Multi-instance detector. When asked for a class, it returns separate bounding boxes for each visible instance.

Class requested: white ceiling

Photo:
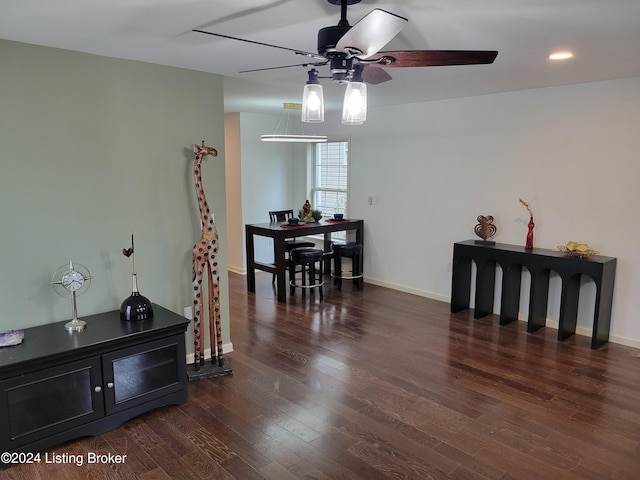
[2,0,640,115]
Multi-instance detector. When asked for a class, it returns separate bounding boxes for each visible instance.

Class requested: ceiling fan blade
[374,50,498,67]
[335,9,408,59]
[361,65,393,84]
[240,61,328,74]
[193,29,322,60]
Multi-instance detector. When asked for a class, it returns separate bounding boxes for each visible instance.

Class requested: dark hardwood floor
[4,271,640,479]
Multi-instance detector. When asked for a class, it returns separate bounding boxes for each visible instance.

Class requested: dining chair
[269,209,295,223]
[268,210,316,283]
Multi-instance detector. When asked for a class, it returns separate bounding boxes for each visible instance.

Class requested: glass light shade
[301,84,324,123]
[342,81,367,125]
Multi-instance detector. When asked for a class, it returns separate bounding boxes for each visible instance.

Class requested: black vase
[120,273,153,321]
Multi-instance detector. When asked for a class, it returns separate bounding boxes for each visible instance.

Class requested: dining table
[245,218,364,302]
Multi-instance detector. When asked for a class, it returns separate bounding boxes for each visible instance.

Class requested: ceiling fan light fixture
[195,2,499,124]
[301,69,325,123]
[342,82,367,125]
[342,67,367,125]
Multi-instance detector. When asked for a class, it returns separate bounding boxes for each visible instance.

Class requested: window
[311,138,349,219]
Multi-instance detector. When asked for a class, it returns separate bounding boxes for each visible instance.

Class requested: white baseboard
[363,276,450,303]
[228,265,246,275]
[185,342,234,364]
[514,315,640,349]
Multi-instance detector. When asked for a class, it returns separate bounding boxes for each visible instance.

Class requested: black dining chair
[268,210,316,283]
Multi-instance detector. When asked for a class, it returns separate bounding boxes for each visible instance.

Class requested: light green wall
[0,40,229,351]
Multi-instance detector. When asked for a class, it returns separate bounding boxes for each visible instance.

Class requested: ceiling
[2,0,640,115]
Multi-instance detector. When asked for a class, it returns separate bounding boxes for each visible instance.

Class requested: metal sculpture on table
[189,141,231,378]
[474,215,497,245]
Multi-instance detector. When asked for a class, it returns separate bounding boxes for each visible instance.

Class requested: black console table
[0,305,189,465]
[451,240,616,349]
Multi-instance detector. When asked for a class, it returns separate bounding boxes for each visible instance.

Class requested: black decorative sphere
[120,292,153,321]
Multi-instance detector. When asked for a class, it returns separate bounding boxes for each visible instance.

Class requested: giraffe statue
[191,141,224,370]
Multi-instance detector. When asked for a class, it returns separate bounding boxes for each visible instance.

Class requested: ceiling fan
[193,0,498,85]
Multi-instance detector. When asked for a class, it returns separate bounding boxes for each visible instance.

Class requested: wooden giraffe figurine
[192,141,224,370]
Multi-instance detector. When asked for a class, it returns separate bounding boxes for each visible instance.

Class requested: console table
[0,305,189,465]
[450,240,616,349]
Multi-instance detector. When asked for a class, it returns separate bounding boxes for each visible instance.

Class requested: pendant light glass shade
[301,69,324,123]
[342,80,367,125]
[342,65,367,125]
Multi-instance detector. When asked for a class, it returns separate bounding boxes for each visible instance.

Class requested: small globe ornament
[474,215,497,245]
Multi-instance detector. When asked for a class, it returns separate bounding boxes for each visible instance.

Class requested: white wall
[227,113,306,268]
[240,76,640,347]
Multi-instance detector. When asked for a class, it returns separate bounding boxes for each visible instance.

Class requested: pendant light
[342,65,367,125]
[301,69,324,123]
[260,103,327,143]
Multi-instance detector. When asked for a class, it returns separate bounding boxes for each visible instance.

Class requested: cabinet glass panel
[112,343,179,404]
[6,367,94,440]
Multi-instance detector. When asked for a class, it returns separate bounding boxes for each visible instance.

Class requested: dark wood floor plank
[136,467,172,480]
[102,418,163,477]
[246,414,366,480]
[144,441,203,480]
[432,441,505,480]
[4,270,640,479]
[258,461,300,480]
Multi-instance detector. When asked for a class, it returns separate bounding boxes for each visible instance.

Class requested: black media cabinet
[451,241,616,349]
[0,304,189,465]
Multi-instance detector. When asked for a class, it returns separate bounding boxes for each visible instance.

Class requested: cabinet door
[102,334,186,414]
[0,357,104,450]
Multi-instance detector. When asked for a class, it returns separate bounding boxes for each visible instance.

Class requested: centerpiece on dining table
[298,200,322,223]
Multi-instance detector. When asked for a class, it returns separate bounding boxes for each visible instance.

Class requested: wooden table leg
[528,268,550,332]
[500,264,522,325]
[245,225,256,293]
[474,259,496,318]
[451,250,472,313]
[592,261,616,349]
[274,238,288,303]
[558,274,580,340]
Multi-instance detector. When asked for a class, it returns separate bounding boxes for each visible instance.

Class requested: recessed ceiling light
[549,51,574,60]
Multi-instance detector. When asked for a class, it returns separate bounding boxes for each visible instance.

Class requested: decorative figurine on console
[474,215,497,245]
[120,233,153,321]
[189,141,232,379]
[519,198,535,250]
